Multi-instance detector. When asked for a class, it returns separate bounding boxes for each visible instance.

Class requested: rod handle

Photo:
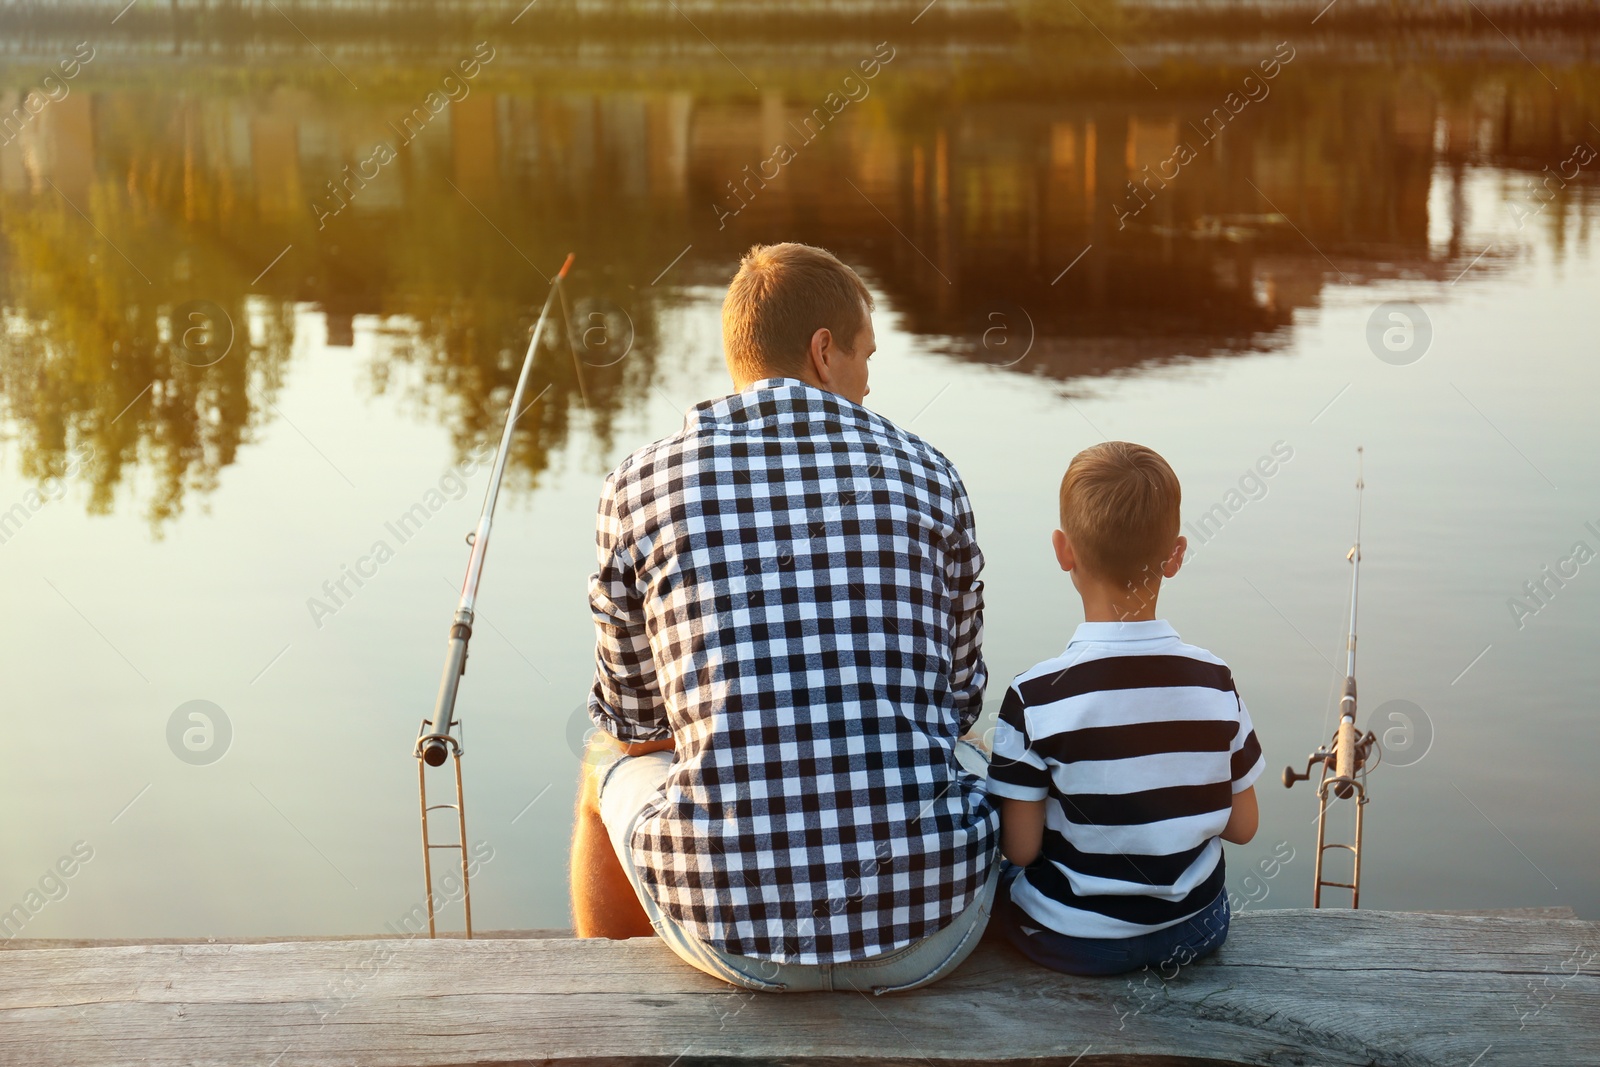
[1334,719,1358,797]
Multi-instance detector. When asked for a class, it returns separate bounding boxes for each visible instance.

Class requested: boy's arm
[1000,798,1048,865]
[1220,785,1258,844]
[1222,689,1265,844]
[986,686,1052,862]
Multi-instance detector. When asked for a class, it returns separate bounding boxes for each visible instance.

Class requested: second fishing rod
[413,252,576,939]
[418,251,576,769]
[1284,447,1380,907]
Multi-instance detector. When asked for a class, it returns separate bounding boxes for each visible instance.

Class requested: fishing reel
[1282,750,1328,788]
[1283,728,1377,798]
[416,730,455,768]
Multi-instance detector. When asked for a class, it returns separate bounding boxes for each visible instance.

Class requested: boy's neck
[1076,575,1162,624]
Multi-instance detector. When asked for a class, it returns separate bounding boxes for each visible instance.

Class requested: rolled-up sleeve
[944,475,987,735]
[587,470,669,744]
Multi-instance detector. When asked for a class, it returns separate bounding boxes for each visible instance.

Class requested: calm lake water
[1,10,1597,939]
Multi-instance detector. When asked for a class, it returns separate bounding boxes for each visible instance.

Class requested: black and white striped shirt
[587,377,998,964]
[987,620,1264,939]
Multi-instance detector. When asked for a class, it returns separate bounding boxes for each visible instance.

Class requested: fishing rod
[1283,447,1379,908]
[412,252,575,938]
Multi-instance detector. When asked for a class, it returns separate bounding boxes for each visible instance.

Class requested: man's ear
[1162,535,1188,578]
[1052,528,1075,573]
[806,327,835,386]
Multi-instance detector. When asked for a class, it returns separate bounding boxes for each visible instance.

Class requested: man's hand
[621,736,674,757]
[586,729,675,762]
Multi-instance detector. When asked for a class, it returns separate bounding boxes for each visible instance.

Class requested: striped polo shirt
[987,619,1264,939]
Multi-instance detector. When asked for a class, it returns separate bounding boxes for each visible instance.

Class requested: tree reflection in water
[0,33,1595,528]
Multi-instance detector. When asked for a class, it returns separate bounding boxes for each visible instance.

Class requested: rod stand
[1309,757,1369,909]
[415,717,472,939]
[1299,729,1376,915]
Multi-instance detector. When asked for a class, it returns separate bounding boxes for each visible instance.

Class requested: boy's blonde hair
[721,243,873,385]
[1059,442,1181,585]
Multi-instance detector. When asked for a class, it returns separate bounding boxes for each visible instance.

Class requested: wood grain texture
[1418,907,1577,919]
[1,910,1595,1067]
[0,929,573,950]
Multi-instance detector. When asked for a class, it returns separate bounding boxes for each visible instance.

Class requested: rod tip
[557,252,576,280]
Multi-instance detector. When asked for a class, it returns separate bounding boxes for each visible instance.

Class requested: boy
[986,441,1263,976]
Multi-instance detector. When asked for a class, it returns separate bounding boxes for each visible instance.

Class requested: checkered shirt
[587,377,998,964]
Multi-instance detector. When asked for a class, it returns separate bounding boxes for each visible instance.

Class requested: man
[571,243,998,993]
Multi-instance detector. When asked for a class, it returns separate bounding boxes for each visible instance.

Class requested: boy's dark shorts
[987,861,1230,977]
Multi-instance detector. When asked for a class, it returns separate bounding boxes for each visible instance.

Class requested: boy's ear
[1052,528,1075,573]
[1161,535,1188,578]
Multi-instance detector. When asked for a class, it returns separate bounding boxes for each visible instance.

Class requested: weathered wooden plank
[1420,907,1577,919]
[1,910,1594,1067]
[3,911,1577,962]
[0,929,571,951]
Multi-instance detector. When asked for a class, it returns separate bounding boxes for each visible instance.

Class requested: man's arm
[587,470,671,746]
[946,477,987,734]
[572,470,670,941]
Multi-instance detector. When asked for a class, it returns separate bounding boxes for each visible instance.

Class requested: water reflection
[1,43,1596,523]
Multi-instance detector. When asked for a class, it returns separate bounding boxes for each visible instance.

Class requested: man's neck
[735,372,827,393]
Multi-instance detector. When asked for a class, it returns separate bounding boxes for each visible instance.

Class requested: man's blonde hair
[1060,442,1182,584]
[721,243,873,384]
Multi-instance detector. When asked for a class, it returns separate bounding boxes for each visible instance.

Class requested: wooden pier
[3,909,1596,1066]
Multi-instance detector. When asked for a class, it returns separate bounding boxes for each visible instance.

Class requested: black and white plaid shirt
[587,377,998,964]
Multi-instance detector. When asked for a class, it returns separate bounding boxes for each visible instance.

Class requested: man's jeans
[593,737,999,994]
